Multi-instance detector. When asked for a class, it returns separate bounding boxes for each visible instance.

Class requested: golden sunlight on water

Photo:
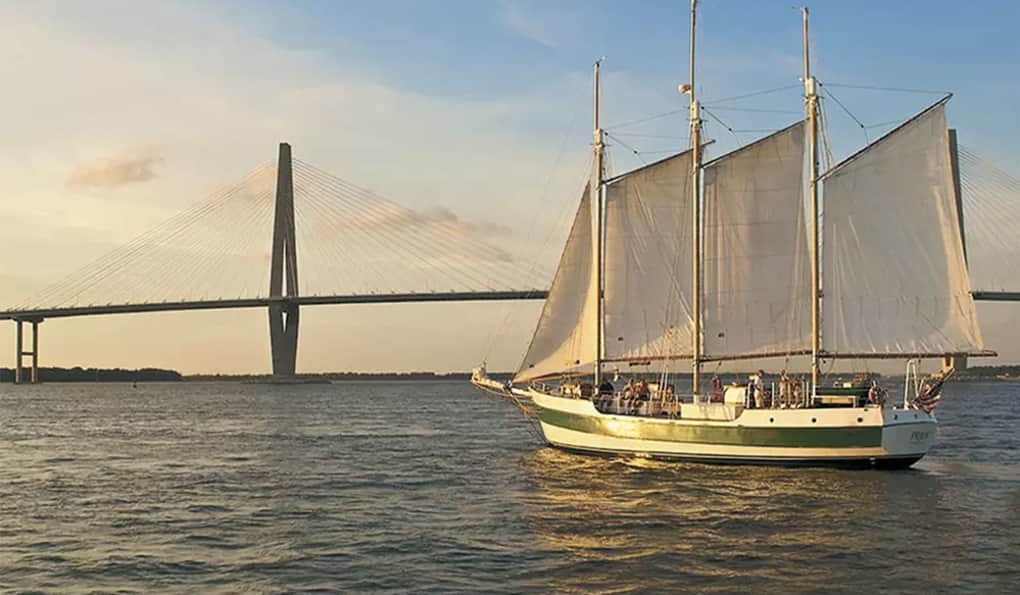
[0,380,1018,592]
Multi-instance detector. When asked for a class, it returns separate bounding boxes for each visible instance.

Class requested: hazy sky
[1,0,1018,374]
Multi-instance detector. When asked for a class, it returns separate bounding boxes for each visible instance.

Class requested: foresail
[603,150,694,362]
[515,186,599,383]
[821,102,985,356]
[702,122,809,360]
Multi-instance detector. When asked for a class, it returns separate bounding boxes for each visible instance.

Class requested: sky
[1,0,1018,374]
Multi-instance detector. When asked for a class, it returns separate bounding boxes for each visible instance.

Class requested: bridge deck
[0,290,550,321]
[971,291,1020,302]
[3,290,1017,321]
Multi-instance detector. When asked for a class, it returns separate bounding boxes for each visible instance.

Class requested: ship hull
[529,390,936,468]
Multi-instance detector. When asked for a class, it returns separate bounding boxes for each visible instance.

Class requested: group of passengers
[594,377,670,414]
[743,369,807,409]
[590,369,808,411]
[579,368,894,415]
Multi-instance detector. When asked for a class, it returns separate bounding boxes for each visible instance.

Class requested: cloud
[298,195,517,264]
[421,205,517,263]
[497,1,560,48]
[351,203,514,242]
[66,150,164,190]
[422,206,513,237]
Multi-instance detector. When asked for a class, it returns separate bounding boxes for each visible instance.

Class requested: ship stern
[879,409,937,468]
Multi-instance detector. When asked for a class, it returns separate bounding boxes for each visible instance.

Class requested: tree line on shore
[0,367,182,382]
[2,366,1018,383]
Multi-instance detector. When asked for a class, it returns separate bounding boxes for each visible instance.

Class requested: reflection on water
[515,384,1020,593]
[0,380,1017,592]
[519,448,948,592]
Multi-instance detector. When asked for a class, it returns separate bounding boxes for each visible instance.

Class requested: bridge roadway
[5,289,1018,321]
[0,290,550,321]
[970,291,1020,302]
[7,289,1020,320]
[3,288,1017,384]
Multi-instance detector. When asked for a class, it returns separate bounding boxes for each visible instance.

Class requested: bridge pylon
[13,319,41,384]
[268,142,300,377]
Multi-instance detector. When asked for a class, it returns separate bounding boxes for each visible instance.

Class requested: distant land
[2,366,1018,384]
[0,368,482,383]
[956,365,1020,381]
[0,367,182,383]
[186,371,482,382]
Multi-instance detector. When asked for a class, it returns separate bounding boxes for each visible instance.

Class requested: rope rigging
[819,83,869,145]
[820,83,952,96]
[701,83,802,106]
[480,109,590,365]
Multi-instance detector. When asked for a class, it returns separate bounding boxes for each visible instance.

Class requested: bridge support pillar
[13,319,40,384]
[269,303,299,376]
[943,354,967,372]
[268,142,300,378]
[14,321,22,384]
[31,321,39,384]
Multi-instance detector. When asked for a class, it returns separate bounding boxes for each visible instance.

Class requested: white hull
[528,389,936,468]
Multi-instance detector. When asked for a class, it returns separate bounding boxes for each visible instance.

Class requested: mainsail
[821,101,985,356]
[603,151,695,362]
[702,121,809,360]
[515,186,600,383]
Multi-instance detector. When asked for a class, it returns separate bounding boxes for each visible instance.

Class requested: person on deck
[710,374,724,403]
[868,381,887,407]
[628,379,648,414]
[779,369,791,408]
[753,370,766,409]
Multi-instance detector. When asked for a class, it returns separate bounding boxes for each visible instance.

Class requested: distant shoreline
[3,366,1019,384]
[0,367,182,383]
[189,372,484,382]
[0,367,499,383]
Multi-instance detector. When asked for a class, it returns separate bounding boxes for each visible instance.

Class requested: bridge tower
[12,319,41,384]
[268,143,300,377]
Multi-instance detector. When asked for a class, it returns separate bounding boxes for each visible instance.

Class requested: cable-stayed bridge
[957,145,1020,302]
[2,144,550,383]
[3,141,1020,384]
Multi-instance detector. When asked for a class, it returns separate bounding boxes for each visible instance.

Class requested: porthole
[857,418,863,423]
[811,418,817,423]
[769,417,775,423]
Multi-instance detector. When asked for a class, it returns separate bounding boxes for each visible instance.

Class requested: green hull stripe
[536,408,885,448]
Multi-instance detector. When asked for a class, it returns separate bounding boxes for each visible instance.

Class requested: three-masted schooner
[473,3,992,467]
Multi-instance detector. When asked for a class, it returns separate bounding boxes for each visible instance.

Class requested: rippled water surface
[1,380,1019,593]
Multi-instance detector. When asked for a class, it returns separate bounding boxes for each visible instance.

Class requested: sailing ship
[473,3,992,467]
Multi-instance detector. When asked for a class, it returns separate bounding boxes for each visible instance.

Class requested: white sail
[702,122,809,359]
[515,186,600,382]
[603,151,694,362]
[821,103,984,356]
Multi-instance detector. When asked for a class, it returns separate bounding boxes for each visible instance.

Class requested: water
[1,380,1018,593]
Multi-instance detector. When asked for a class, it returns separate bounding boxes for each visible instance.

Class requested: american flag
[914,368,954,413]
[914,390,941,413]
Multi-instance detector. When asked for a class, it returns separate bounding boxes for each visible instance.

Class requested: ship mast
[593,58,605,387]
[687,0,703,399]
[802,7,821,395]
